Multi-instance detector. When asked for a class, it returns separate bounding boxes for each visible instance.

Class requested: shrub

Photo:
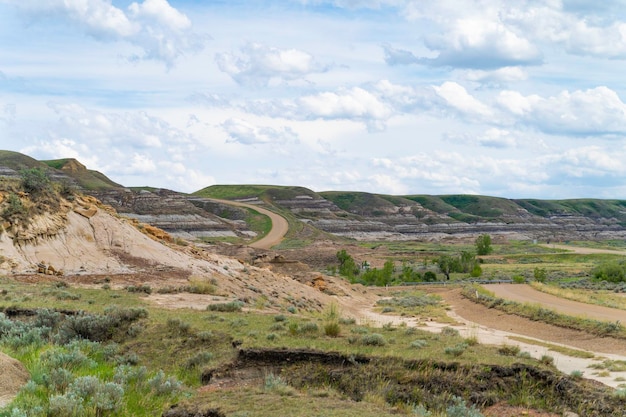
[498,344,521,356]
[207,301,244,312]
[361,333,386,346]
[410,339,428,349]
[441,326,460,337]
[444,343,468,357]
[570,370,584,379]
[446,396,484,417]
[274,314,287,322]
[148,370,182,396]
[540,355,554,366]
[324,321,341,337]
[166,318,191,336]
[185,351,214,369]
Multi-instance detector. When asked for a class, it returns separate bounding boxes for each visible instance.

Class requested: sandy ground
[541,243,626,255]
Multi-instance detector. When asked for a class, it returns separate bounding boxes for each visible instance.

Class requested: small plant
[410,339,428,349]
[148,370,182,395]
[540,354,555,366]
[207,301,244,312]
[444,343,468,357]
[441,326,460,337]
[185,351,214,369]
[166,318,191,336]
[498,344,521,356]
[263,373,295,396]
[446,396,484,417]
[361,333,386,346]
[324,321,341,337]
[274,314,287,322]
[570,370,584,379]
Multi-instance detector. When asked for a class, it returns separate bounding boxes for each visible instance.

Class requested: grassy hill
[41,158,123,190]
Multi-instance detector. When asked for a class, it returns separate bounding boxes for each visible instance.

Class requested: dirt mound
[0,353,29,407]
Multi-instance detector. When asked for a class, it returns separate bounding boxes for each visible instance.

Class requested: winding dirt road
[209,199,288,249]
[484,283,626,323]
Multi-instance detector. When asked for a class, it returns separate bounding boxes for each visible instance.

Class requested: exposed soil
[485,283,626,323]
[436,287,626,356]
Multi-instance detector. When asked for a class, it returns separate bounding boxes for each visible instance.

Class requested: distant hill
[4,150,626,243]
[41,158,123,190]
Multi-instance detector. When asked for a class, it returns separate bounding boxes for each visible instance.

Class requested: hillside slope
[5,151,626,243]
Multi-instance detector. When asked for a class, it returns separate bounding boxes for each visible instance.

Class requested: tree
[475,234,493,256]
[436,255,455,280]
[336,250,359,279]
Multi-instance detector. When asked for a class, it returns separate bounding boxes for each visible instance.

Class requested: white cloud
[215,42,328,87]
[5,0,205,66]
[433,82,492,118]
[464,67,528,83]
[222,118,299,145]
[498,87,626,136]
[444,128,518,149]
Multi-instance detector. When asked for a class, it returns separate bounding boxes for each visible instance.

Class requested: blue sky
[2,0,626,199]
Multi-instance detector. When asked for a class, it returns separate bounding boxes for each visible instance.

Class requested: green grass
[506,336,596,359]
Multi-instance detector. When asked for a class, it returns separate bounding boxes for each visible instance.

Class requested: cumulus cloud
[464,67,528,84]
[222,118,299,145]
[497,86,626,136]
[5,0,205,66]
[503,2,626,59]
[444,128,518,149]
[433,82,492,118]
[215,42,328,87]
[382,43,420,66]
[46,102,195,148]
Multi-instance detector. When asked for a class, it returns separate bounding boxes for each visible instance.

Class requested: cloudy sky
[2,0,626,199]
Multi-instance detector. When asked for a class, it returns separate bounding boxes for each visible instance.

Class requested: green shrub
[185,351,214,369]
[207,301,244,312]
[441,326,460,337]
[498,344,521,356]
[148,370,182,395]
[446,396,484,417]
[324,321,341,337]
[444,343,468,357]
[361,333,386,346]
[410,339,428,349]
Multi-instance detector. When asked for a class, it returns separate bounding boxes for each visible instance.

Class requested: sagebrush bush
[444,343,468,357]
[206,301,244,312]
[441,326,460,337]
[148,370,182,395]
[361,333,386,346]
[185,351,214,369]
[446,396,484,417]
[410,339,428,349]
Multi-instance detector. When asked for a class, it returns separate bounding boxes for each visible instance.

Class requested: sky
[2,1,626,199]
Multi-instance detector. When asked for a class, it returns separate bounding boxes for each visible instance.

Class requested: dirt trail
[484,284,626,323]
[208,199,288,249]
[338,287,626,388]
[541,243,626,255]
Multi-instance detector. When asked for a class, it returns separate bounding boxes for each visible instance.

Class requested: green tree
[475,234,493,255]
[336,250,359,279]
[436,255,455,280]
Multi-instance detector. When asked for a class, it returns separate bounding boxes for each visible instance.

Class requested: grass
[507,336,596,359]
[529,282,626,311]
[463,285,626,339]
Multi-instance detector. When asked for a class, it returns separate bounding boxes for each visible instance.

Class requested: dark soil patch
[205,348,626,417]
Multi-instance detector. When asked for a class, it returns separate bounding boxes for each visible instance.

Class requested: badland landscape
[1,150,626,416]
[4,2,626,416]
